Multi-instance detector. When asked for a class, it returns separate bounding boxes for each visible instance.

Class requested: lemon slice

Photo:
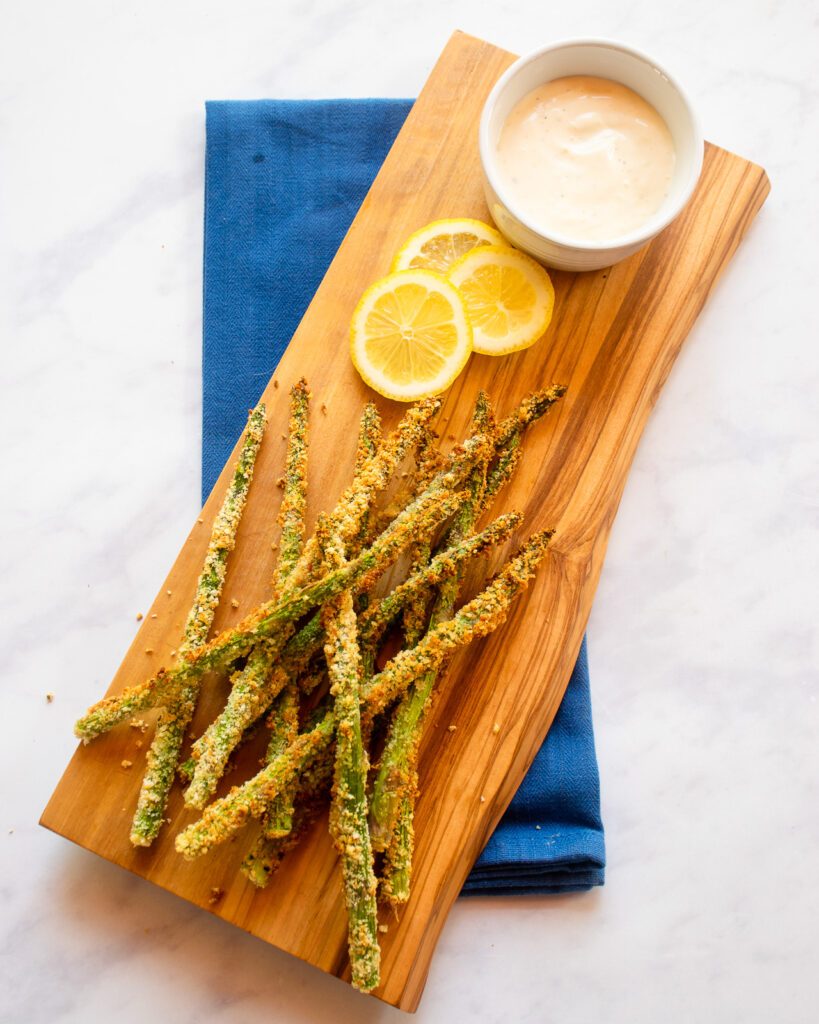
[350,269,472,402]
[392,218,505,274]
[447,245,555,356]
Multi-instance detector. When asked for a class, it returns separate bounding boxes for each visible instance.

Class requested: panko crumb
[492,722,500,734]
[535,825,541,831]
[136,612,143,621]
[45,692,54,703]
[145,648,154,655]
[230,598,240,609]
[378,924,389,934]
[447,724,457,733]
[480,795,486,803]
[166,590,173,597]
[130,719,148,732]
[208,887,224,905]
[121,760,133,769]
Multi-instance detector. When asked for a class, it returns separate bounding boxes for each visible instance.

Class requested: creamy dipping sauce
[496,76,676,241]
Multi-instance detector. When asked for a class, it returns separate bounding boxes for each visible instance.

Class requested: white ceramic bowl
[479,39,703,272]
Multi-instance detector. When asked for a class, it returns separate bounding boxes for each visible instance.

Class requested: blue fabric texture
[202,98,605,895]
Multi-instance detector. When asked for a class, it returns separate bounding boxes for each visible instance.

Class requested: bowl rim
[479,37,704,252]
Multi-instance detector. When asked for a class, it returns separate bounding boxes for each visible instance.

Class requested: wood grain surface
[41,30,770,1012]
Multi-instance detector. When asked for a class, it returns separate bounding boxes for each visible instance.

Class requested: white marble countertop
[2,1,818,1021]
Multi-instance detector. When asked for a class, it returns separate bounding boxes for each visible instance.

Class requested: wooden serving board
[42,30,769,1012]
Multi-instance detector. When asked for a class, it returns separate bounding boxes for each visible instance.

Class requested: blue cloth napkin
[203,99,605,894]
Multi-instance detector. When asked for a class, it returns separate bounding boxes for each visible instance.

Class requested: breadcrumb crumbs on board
[166,590,172,597]
[121,760,133,769]
[447,724,457,732]
[208,887,224,904]
[230,598,239,609]
[492,722,500,734]
[136,612,143,621]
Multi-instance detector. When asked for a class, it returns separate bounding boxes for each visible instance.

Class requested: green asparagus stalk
[321,528,380,993]
[483,384,567,508]
[173,531,552,861]
[355,402,382,474]
[275,379,310,587]
[350,402,383,552]
[261,379,311,836]
[240,752,333,887]
[127,404,266,846]
[379,792,415,906]
[260,684,300,838]
[399,422,448,641]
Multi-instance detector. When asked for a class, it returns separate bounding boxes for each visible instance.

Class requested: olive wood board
[41,29,770,1013]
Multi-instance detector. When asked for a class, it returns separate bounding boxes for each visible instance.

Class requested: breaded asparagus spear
[483,384,567,508]
[173,531,553,861]
[399,422,448,642]
[260,675,301,839]
[275,379,310,587]
[128,404,266,846]
[351,402,383,551]
[319,525,380,993]
[262,379,311,837]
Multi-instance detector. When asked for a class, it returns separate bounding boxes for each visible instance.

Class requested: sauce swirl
[497,76,676,241]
